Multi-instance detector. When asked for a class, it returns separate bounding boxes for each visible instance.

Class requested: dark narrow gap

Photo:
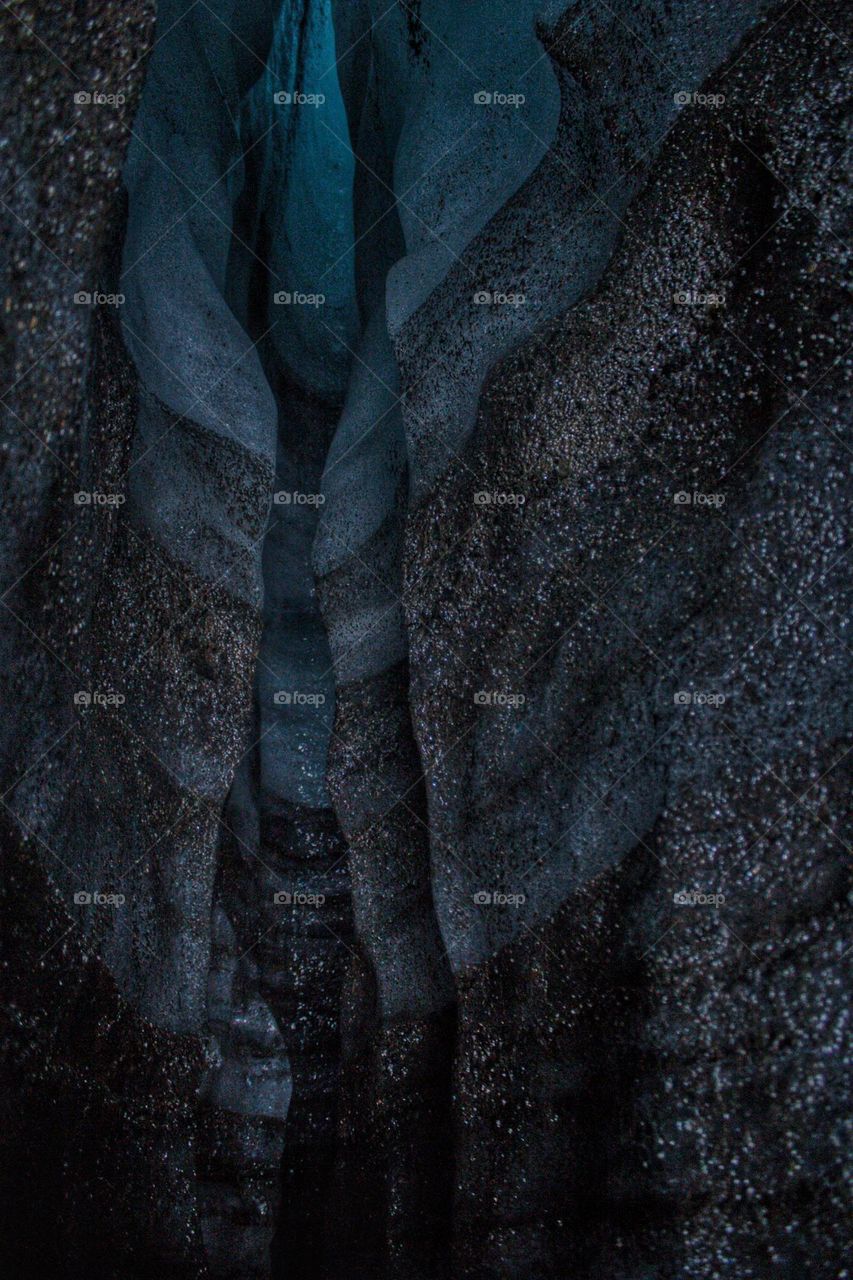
[142,5,366,1273]
[215,96,357,1278]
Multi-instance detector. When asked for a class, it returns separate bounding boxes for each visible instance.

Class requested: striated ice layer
[120,0,358,822]
[315,0,562,683]
[315,0,779,1014]
[121,0,279,609]
[116,3,361,1274]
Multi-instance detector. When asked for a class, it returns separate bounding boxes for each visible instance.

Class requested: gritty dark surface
[398,4,852,1275]
[0,1,850,1278]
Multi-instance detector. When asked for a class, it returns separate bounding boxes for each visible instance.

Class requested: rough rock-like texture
[0,1,280,1275]
[0,0,850,1278]
[0,2,219,1274]
[0,810,210,1277]
[400,6,851,1277]
[321,1,852,1277]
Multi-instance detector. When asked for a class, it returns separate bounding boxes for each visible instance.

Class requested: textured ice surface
[121,0,356,811]
[121,1,278,603]
[316,0,781,1011]
[318,1,852,1275]
[238,0,358,402]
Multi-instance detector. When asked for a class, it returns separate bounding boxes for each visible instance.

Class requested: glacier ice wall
[0,1,849,1278]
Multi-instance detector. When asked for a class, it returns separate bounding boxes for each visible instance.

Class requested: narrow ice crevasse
[119,3,359,1274]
